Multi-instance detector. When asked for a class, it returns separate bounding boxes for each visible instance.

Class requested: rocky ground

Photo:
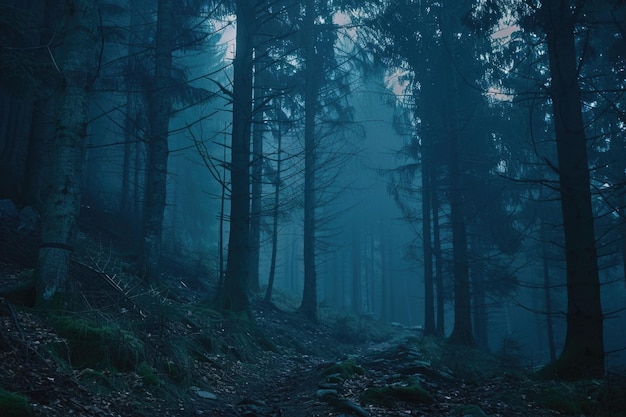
[1,223,625,416]
[3,281,625,417]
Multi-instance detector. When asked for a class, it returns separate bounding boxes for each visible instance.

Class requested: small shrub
[55,317,144,370]
[136,362,163,387]
[322,359,366,379]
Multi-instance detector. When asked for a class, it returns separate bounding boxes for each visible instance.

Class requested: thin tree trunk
[218,130,227,288]
[542,233,557,361]
[380,225,390,320]
[421,131,436,335]
[472,272,488,349]
[264,120,282,304]
[299,0,318,321]
[351,225,361,315]
[432,177,445,336]
[36,0,97,308]
[249,48,267,295]
[540,0,604,379]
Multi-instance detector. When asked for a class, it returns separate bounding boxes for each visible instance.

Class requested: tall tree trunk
[380,225,389,320]
[219,0,255,312]
[446,106,473,346]
[432,176,445,336]
[540,0,604,379]
[121,0,150,248]
[449,133,474,345]
[471,270,488,349]
[421,128,436,336]
[249,45,268,295]
[351,225,361,315]
[542,232,557,361]
[299,0,318,321]
[264,119,282,304]
[142,0,174,284]
[23,0,61,209]
[438,2,473,345]
[36,0,97,308]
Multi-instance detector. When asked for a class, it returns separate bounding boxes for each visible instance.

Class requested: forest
[1,0,626,416]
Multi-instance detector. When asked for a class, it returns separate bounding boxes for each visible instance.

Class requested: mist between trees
[1,0,626,380]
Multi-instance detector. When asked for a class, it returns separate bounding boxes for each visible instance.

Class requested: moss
[0,388,32,417]
[54,317,144,370]
[536,385,585,414]
[162,338,192,383]
[592,380,626,416]
[136,362,163,387]
[362,384,434,407]
[450,404,489,417]
[440,342,500,381]
[254,330,279,353]
[76,369,126,393]
[164,360,184,382]
[322,359,366,379]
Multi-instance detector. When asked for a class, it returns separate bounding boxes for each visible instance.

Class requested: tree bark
[540,0,604,379]
[351,224,361,315]
[249,41,268,295]
[142,0,174,284]
[446,125,473,346]
[432,176,445,336]
[121,0,150,245]
[299,0,319,321]
[421,124,436,336]
[541,230,557,361]
[36,0,98,308]
[264,114,282,304]
[219,0,255,312]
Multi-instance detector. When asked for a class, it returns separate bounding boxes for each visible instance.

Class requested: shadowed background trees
[1,0,626,381]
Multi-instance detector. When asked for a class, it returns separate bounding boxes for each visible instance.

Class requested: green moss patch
[362,383,433,407]
[54,317,144,370]
[322,359,366,379]
[450,404,489,417]
[0,388,32,417]
[136,362,164,387]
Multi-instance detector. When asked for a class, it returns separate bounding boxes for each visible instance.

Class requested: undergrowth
[0,387,32,417]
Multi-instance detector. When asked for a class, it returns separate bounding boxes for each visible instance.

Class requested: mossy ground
[53,316,145,370]
[322,359,367,379]
[361,383,434,407]
[0,388,31,417]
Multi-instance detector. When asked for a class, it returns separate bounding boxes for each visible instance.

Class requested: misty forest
[1,0,626,416]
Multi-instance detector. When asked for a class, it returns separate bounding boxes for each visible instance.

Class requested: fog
[1,0,626,379]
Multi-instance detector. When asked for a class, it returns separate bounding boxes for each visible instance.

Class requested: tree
[538,0,604,378]
[217,0,256,312]
[142,0,175,284]
[299,0,319,321]
[36,0,98,307]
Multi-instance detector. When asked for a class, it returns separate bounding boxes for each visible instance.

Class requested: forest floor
[1,228,626,416]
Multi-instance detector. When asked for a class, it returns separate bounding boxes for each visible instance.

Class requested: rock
[318,382,341,390]
[324,373,344,383]
[190,386,218,400]
[316,389,339,401]
[331,398,369,417]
